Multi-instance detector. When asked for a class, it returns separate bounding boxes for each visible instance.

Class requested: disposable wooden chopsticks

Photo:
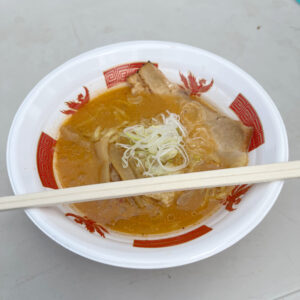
[0,161,299,211]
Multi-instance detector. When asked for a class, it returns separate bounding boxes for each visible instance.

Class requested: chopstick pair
[0,161,299,211]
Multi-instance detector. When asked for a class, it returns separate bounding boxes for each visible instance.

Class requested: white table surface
[1,0,300,299]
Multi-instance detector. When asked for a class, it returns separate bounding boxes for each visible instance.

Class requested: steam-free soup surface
[54,85,249,235]
[55,63,252,235]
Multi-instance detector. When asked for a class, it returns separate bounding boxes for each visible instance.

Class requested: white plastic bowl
[7,41,288,269]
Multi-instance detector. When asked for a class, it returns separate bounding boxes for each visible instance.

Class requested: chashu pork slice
[206,116,253,167]
[127,62,184,95]
[127,62,253,169]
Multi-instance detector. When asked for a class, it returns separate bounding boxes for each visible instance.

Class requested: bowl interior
[7,41,288,268]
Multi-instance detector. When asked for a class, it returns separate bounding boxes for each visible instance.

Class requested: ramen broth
[54,64,252,235]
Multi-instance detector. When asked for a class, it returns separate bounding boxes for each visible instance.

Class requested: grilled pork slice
[127,62,183,95]
[127,62,253,169]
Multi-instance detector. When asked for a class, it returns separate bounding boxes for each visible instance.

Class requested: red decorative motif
[133,225,212,248]
[36,132,58,189]
[103,62,158,88]
[222,184,252,211]
[230,93,264,151]
[65,213,108,238]
[61,86,90,115]
[179,72,214,96]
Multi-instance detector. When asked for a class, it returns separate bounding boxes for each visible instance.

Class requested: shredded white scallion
[116,112,189,177]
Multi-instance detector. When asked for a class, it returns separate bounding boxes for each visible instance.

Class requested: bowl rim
[6,40,289,268]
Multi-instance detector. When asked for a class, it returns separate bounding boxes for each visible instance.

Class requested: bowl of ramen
[7,41,288,268]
